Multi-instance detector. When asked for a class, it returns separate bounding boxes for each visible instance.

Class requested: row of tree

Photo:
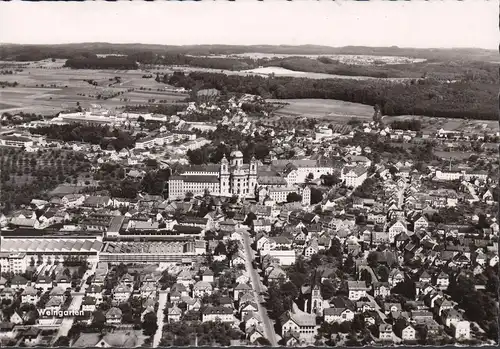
[30,124,136,151]
[165,72,497,120]
[64,54,138,70]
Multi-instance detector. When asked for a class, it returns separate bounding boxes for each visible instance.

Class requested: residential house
[401,325,416,341]
[234,283,252,301]
[347,281,369,301]
[240,301,259,318]
[81,297,97,313]
[23,328,41,346]
[105,307,123,324]
[193,281,213,298]
[166,305,182,323]
[388,269,405,288]
[113,284,132,303]
[453,321,471,340]
[372,282,390,298]
[86,285,104,304]
[21,286,39,305]
[379,323,393,341]
[324,307,355,324]
[435,272,449,289]
[280,303,317,343]
[201,306,233,323]
[388,220,407,242]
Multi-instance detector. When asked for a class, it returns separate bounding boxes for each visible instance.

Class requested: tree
[321,280,336,300]
[360,269,372,284]
[287,192,302,203]
[310,187,323,205]
[392,279,416,299]
[367,251,379,268]
[159,271,177,289]
[91,310,106,329]
[214,242,227,256]
[377,265,390,282]
[226,240,239,261]
[142,312,158,336]
[184,191,194,201]
[321,173,342,187]
[243,211,257,226]
[54,336,70,346]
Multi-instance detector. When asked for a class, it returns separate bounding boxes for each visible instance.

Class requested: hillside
[0,43,497,62]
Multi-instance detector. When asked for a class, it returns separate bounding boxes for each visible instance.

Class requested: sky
[0,1,497,49]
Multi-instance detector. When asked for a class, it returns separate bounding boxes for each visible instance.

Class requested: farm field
[268,98,374,121]
[242,66,410,81]
[0,103,17,110]
[161,65,410,81]
[0,63,186,115]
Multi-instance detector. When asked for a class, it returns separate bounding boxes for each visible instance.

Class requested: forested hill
[0,43,497,62]
[165,72,498,121]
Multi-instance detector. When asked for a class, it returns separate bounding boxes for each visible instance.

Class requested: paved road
[52,262,97,344]
[366,294,387,322]
[53,293,85,341]
[153,291,168,347]
[397,181,408,209]
[242,230,278,346]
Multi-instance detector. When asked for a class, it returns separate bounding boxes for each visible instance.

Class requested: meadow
[268,98,374,121]
[0,61,187,115]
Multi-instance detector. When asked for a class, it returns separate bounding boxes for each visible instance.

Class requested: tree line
[29,124,136,151]
[390,119,422,131]
[164,72,497,120]
[64,54,138,70]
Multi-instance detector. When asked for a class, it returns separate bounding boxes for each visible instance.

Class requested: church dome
[230,150,243,158]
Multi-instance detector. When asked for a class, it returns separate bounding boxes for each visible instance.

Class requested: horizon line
[0,42,495,51]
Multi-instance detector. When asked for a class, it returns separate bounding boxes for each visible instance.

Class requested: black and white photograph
[0,0,498,347]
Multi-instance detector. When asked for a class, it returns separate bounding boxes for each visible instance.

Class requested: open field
[384,115,499,133]
[268,98,374,120]
[161,65,412,81]
[241,66,405,81]
[434,151,475,160]
[0,63,186,115]
[0,103,17,110]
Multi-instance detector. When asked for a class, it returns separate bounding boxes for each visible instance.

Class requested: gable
[282,318,298,328]
[95,339,111,348]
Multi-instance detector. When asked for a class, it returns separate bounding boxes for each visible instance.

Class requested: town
[0,81,498,348]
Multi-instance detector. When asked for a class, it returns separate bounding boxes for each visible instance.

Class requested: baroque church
[168,150,258,200]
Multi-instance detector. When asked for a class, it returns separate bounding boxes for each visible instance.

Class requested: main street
[152,290,168,347]
[241,228,278,346]
[52,262,97,344]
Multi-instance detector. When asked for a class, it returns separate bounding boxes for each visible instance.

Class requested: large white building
[272,160,334,186]
[0,252,28,274]
[0,135,34,148]
[169,155,331,201]
[168,151,257,200]
[435,169,488,182]
[341,165,369,188]
[0,237,102,264]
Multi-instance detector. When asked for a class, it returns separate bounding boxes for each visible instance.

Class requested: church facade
[168,150,257,200]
